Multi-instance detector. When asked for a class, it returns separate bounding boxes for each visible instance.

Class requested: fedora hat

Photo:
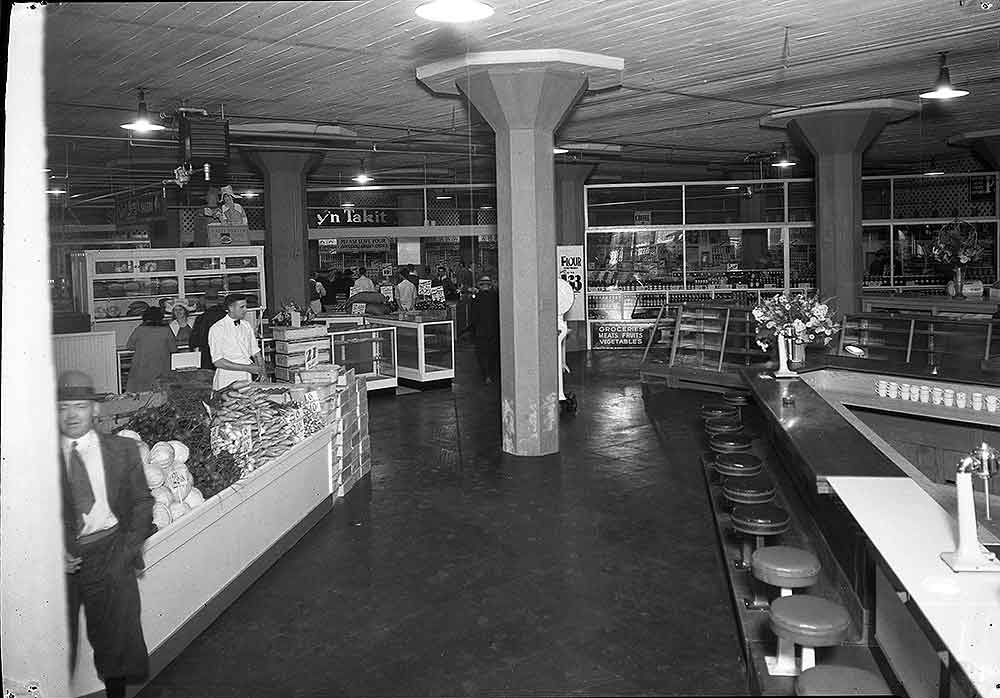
[57,370,102,402]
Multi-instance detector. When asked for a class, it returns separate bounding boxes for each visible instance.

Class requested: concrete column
[418,51,623,456]
[246,150,323,311]
[2,5,73,696]
[761,100,917,312]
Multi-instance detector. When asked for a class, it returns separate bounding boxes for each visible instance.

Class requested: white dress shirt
[61,429,118,537]
[352,275,376,293]
[208,315,260,390]
[395,278,417,311]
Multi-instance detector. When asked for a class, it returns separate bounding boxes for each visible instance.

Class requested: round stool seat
[705,416,744,435]
[710,432,754,453]
[702,404,738,420]
[723,473,776,505]
[795,666,891,696]
[731,503,790,536]
[714,453,763,478]
[723,391,751,406]
[752,545,820,588]
[770,595,850,647]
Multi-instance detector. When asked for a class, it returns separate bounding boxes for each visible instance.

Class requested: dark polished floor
[140,347,747,697]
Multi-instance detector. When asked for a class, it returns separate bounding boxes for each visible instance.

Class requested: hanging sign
[116,191,163,224]
[590,322,654,349]
[314,208,397,227]
[557,244,585,322]
[634,210,652,225]
[317,237,393,251]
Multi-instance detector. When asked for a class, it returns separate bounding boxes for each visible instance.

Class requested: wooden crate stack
[272,325,332,382]
[329,369,372,496]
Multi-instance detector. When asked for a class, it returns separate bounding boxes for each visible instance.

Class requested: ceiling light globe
[353,174,373,184]
[415,0,494,23]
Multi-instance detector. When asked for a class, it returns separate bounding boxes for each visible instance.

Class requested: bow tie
[233,319,240,326]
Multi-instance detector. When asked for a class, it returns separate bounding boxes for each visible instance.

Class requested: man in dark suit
[189,290,228,370]
[58,370,155,698]
[465,275,501,384]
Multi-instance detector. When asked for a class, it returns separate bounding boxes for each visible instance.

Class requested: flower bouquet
[930,219,983,298]
[752,293,840,378]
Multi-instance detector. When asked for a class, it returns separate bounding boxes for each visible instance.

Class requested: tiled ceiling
[43,0,1000,203]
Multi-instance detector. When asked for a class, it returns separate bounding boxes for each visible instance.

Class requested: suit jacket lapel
[99,435,121,513]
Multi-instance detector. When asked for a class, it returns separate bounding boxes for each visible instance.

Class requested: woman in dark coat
[125,307,176,392]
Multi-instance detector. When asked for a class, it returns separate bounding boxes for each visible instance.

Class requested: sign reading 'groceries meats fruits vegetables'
[590,322,656,348]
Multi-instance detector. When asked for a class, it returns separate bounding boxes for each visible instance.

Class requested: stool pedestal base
[766,641,814,677]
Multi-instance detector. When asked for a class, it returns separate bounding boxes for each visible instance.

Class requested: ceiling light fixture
[353,173,373,185]
[241,191,258,198]
[120,89,166,132]
[415,0,494,22]
[552,147,569,154]
[435,195,453,200]
[771,143,797,168]
[724,184,741,191]
[47,189,66,195]
[919,52,969,100]
[342,202,356,208]
[924,158,945,176]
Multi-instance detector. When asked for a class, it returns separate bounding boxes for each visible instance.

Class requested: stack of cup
[910,384,921,401]
[900,383,911,401]
[972,392,984,411]
[875,379,889,398]
[987,395,998,413]
[944,389,955,407]
[932,387,944,405]
[888,381,899,399]
[919,385,931,403]
[957,392,968,408]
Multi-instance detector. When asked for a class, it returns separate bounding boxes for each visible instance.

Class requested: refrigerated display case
[367,317,454,383]
[71,246,266,346]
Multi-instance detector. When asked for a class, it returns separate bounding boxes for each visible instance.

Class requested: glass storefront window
[685,228,784,288]
[862,226,893,286]
[684,183,784,225]
[789,227,816,288]
[586,229,683,289]
[894,224,950,284]
[787,181,815,223]
[586,186,682,227]
[862,179,891,220]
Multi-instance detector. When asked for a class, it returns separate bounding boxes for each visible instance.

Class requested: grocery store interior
[2,1,1000,697]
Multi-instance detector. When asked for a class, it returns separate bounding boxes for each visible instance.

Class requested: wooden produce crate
[271,325,329,341]
[274,349,333,368]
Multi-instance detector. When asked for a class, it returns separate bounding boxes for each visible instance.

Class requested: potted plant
[930,219,983,299]
[752,293,841,379]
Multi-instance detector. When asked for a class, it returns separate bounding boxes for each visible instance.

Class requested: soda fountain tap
[940,445,1000,573]
[975,442,998,521]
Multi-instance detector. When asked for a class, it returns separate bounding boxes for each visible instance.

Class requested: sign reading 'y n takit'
[314,208,397,227]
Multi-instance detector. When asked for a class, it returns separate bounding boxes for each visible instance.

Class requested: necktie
[68,442,95,532]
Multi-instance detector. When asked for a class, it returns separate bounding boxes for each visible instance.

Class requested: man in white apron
[207,294,266,390]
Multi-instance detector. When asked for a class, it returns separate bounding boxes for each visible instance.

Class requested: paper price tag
[431,287,445,302]
[304,346,319,370]
[351,303,367,315]
[418,279,432,297]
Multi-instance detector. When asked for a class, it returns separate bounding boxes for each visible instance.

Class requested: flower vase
[774,335,799,379]
[789,341,806,366]
[953,266,965,299]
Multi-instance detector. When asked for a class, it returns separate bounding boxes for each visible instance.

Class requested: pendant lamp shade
[919,53,969,100]
[120,89,166,132]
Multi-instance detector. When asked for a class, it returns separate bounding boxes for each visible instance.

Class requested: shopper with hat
[465,275,501,384]
[57,370,155,698]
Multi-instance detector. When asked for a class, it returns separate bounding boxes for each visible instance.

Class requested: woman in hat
[215,185,247,226]
[124,307,176,393]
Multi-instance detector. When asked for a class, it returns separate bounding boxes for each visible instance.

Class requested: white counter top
[826,476,1000,698]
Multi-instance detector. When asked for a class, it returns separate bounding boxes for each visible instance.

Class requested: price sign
[351,303,367,315]
[379,285,394,302]
[431,287,446,302]
[418,279,433,297]
[304,346,320,370]
[557,244,585,321]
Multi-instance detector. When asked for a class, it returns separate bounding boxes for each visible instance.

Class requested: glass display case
[71,246,265,346]
[367,317,455,383]
[330,326,398,391]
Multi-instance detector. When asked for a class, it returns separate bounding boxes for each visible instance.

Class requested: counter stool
[767,595,850,677]
[723,391,752,419]
[731,503,790,569]
[745,545,819,610]
[795,666,892,696]
[702,404,738,421]
[705,416,744,436]
[710,432,754,455]
[712,452,763,485]
[723,473,775,506]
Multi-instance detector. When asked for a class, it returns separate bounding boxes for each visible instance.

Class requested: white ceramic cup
[920,386,931,403]
[957,392,968,408]
[899,383,911,401]
[876,380,889,397]
[931,387,943,405]
[910,385,921,402]
[972,392,984,410]
[943,389,955,407]
[987,395,998,413]
[888,382,899,399]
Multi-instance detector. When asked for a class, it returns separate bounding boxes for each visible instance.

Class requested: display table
[827,477,1000,698]
[367,316,454,384]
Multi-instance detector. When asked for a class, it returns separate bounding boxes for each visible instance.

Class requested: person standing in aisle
[395,267,417,311]
[58,370,154,698]
[189,290,228,370]
[208,294,266,390]
[124,307,176,393]
[466,275,501,384]
[457,261,475,293]
[168,304,193,347]
[353,266,376,294]
[308,274,325,314]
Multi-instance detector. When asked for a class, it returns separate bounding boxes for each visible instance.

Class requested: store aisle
[140,349,747,697]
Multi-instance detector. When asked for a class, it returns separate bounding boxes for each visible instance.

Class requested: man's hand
[65,551,82,574]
